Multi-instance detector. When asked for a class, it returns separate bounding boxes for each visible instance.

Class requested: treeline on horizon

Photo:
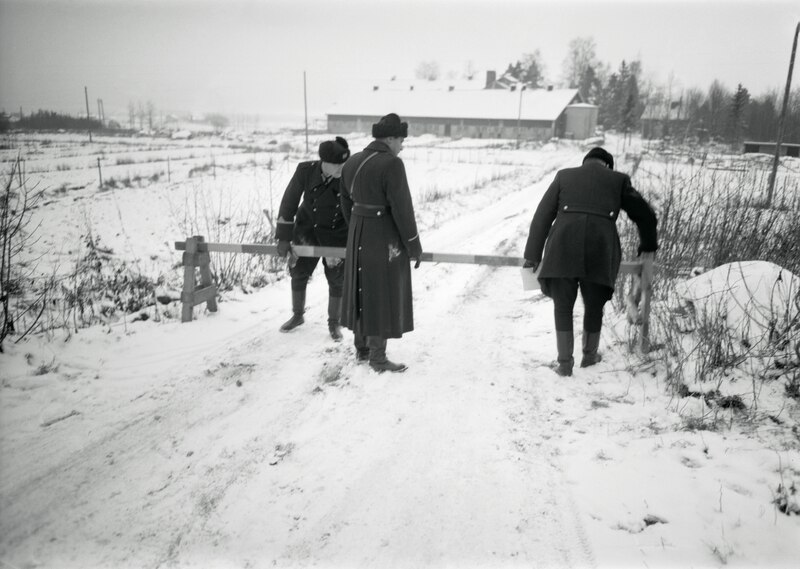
[0,110,103,133]
[497,36,800,144]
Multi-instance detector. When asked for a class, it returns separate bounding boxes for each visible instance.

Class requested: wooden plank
[638,253,655,352]
[196,236,217,313]
[192,285,217,306]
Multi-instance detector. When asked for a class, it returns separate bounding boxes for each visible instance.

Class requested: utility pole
[303,71,309,154]
[767,21,799,207]
[84,86,92,142]
[516,85,526,149]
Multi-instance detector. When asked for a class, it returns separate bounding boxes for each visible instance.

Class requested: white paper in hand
[520,266,541,291]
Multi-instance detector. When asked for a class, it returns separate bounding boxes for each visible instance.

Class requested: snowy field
[1,129,799,568]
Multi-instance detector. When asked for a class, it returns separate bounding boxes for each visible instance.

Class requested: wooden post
[167,156,171,183]
[181,236,198,322]
[767,21,799,207]
[84,86,92,143]
[180,236,218,322]
[638,252,655,352]
[96,157,103,188]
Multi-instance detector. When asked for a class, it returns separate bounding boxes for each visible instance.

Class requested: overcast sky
[1,0,798,120]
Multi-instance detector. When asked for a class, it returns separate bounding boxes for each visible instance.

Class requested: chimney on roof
[448,85,454,91]
[373,85,379,91]
[410,85,414,91]
[547,85,553,91]
[485,70,496,89]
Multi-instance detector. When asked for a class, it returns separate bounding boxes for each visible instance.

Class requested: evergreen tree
[726,83,750,143]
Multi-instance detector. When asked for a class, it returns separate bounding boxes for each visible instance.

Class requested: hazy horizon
[1,0,798,120]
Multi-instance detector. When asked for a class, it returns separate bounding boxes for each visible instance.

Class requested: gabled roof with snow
[327,88,582,122]
[641,100,685,121]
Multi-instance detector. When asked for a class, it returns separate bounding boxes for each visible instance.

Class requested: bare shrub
[1,156,48,351]
[617,148,800,415]
[168,180,283,292]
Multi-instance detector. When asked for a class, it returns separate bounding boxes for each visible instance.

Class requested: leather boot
[368,336,407,373]
[279,289,305,332]
[354,329,369,362]
[580,331,602,368]
[553,330,574,377]
[327,295,343,341]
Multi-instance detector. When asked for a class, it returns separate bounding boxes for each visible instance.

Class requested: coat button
[377,211,382,216]
[563,205,568,210]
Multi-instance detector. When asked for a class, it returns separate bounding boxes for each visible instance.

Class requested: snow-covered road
[1,149,604,568]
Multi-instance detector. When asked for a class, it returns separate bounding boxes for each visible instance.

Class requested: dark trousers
[289,256,344,297]
[546,278,613,333]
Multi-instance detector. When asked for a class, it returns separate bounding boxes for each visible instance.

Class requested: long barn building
[326,75,598,142]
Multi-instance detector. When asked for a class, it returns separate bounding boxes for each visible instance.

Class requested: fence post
[638,253,655,352]
[180,235,217,322]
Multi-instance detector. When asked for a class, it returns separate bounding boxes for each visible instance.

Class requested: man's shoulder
[296,160,319,171]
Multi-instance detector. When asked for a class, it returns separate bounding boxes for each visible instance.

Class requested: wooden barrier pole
[173,240,653,345]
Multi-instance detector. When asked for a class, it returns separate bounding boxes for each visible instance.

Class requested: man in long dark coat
[340,113,422,373]
[275,137,350,340]
[524,147,658,376]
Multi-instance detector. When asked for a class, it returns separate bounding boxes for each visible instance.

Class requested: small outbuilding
[743,141,800,158]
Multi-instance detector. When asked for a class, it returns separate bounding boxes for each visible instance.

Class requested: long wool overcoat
[275,161,348,247]
[524,161,658,296]
[339,141,422,339]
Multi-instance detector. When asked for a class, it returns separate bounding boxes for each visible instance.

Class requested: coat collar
[365,140,392,154]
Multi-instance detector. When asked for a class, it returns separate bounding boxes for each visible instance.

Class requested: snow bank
[675,261,799,356]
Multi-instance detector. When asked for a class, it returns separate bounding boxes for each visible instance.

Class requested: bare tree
[562,36,599,89]
[463,60,478,80]
[415,61,441,81]
[147,101,156,132]
[1,156,44,351]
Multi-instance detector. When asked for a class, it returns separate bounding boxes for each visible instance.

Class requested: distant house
[743,141,800,157]
[327,72,598,141]
[640,99,689,139]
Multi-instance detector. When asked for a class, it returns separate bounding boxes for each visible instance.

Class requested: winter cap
[372,113,408,139]
[583,147,614,170]
[318,136,350,164]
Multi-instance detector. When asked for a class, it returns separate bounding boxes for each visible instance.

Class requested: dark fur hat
[583,147,614,170]
[372,113,408,139]
[318,136,350,164]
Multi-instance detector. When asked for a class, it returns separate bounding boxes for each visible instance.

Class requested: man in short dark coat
[340,113,422,373]
[275,136,350,339]
[524,147,658,376]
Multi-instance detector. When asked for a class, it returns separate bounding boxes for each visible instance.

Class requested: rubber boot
[553,330,574,377]
[580,331,602,368]
[279,289,305,332]
[367,336,407,373]
[327,295,343,341]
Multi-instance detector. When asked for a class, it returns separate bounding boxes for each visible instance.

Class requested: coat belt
[352,203,390,217]
[559,204,617,221]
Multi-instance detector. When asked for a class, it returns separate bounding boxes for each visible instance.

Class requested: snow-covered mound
[675,261,799,356]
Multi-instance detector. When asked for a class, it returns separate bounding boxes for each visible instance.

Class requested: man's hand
[411,257,421,269]
[277,240,291,258]
[523,259,539,273]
